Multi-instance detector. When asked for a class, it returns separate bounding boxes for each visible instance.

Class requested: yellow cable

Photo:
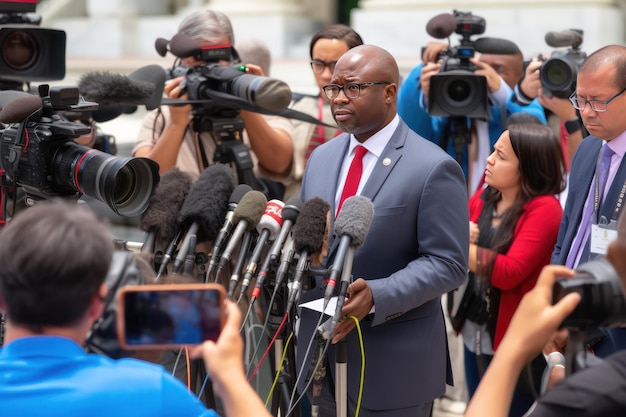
[265,331,294,407]
[349,315,365,417]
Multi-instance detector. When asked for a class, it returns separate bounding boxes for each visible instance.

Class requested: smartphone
[116,283,226,350]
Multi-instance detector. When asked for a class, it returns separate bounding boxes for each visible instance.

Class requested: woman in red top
[462,123,565,417]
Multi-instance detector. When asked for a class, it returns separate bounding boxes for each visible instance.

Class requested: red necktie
[337,145,367,214]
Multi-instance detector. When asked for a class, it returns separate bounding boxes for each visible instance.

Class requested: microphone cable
[284,315,365,417]
[264,332,295,406]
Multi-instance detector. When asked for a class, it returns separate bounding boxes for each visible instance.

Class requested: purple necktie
[565,144,615,268]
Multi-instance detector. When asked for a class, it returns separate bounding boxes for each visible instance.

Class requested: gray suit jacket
[298,118,469,410]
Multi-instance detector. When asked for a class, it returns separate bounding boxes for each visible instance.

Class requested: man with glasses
[297,44,469,417]
[550,44,626,370]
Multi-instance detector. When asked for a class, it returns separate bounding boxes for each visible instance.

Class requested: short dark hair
[0,199,113,329]
[309,24,363,59]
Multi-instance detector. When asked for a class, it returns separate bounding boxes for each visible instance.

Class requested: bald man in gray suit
[296,44,469,417]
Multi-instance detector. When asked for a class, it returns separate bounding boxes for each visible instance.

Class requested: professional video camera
[0,86,160,217]
[425,10,490,119]
[539,29,586,99]
[0,0,64,90]
[154,32,291,195]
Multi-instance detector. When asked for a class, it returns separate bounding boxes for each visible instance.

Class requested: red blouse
[469,191,563,349]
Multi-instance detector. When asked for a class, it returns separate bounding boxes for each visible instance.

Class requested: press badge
[590,222,618,258]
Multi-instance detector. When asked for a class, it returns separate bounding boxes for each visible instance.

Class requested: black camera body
[0,86,160,217]
[428,10,490,119]
[540,29,586,99]
[553,257,626,330]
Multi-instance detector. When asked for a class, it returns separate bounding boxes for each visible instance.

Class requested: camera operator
[133,9,294,187]
[0,198,272,417]
[398,39,546,194]
[517,58,584,172]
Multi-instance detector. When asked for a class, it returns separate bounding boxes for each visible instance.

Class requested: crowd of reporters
[3,4,626,417]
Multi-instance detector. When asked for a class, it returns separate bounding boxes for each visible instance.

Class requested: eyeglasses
[322,82,390,100]
[569,87,626,112]
[310,59,337,74]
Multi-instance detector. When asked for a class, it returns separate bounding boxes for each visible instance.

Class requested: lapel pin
[383,158,391,166]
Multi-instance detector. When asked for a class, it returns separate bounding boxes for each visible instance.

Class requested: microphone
[139,167,193,254]
[78,65,166,110]
[474,37,521,55]
[206,184,253,281]
[216,190,267,280]
[323,196,374,309]
[545,30,583,49]
[173,165,236,274]
[426,13,457,39]
[0,94,43,124]
[236,199,284,301]
[252,197,303,300]
[286,197,331,314]
[227,229,255,300]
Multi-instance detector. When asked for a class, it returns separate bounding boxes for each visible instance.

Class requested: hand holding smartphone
[116,283,226,350]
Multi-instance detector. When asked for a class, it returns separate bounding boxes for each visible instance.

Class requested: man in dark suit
[551,45,626,359]
[298,44,469,417]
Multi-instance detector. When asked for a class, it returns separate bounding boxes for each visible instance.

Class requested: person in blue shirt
[398,41,546,194]
[0,199,271,417]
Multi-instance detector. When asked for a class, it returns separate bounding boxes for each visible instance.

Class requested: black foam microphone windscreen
[287,196,331,313]
[78,72,152,104]
[426,13,458,39]
[292,197,330,255]
[178,164,236,243]
[140,167,193,244]
[0,94,43,124]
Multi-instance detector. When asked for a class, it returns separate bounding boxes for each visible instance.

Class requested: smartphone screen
[117,284,225,349]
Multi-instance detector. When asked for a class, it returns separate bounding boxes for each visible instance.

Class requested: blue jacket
[398,63,547,178]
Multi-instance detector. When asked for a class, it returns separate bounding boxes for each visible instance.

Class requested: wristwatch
[565,117,582,134]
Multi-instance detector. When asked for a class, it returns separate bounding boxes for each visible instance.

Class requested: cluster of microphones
[137,164,375,341]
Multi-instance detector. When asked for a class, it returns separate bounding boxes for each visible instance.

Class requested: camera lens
[429,70,490,118]
[447,79,472,102]
[52,142,160,217]
[540,57,578,98]
[1,29,38,71]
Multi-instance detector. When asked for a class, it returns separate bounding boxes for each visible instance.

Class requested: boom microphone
[139,167,193,253]
[173,165,236,274]
[237,199,284,301]
[474,37,521,55]
[545,30,583,49]
[323,196,374,308]
[78,65,166,110]
[426,13,457,40]
[216,190,267,279]
[286,197,331,313]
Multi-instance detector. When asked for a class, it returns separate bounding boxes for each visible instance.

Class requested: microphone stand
[335,248,354,417]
